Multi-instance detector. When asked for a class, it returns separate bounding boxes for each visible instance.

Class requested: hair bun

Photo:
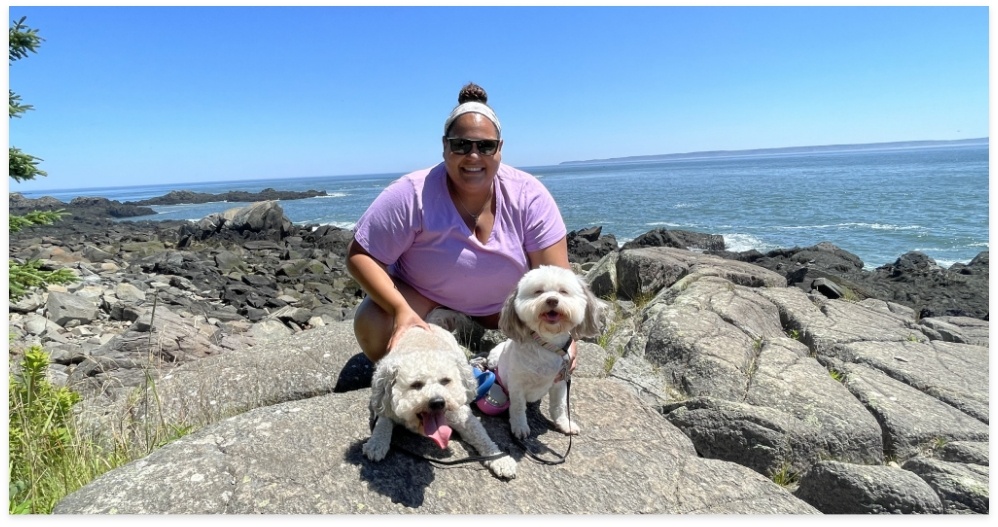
[457,82,488,105]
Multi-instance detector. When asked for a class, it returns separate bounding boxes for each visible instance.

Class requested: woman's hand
[387,306,430,353]
[555,339,579,382]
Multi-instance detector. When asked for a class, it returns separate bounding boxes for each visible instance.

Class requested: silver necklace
[453,183,493,224]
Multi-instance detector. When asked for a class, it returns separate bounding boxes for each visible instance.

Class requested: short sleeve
[520,176,567,253]
[352,177,419,266]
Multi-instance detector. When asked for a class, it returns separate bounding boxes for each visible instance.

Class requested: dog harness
[473,333,574,416]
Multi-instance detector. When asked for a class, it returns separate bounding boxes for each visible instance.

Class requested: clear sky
[5,4,990,192]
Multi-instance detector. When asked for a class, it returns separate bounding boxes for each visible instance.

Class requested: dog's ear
[573,275,608,339]
[499,286,533,342]
[457,357,478,403]
[370,360,396,416]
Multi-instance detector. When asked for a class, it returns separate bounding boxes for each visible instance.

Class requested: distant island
[559,137,988,166]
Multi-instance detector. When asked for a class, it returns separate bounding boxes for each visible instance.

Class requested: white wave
[315,192,348,198]
[969,241,990,248]
[775,222,921,231]
[721,233,778,253]
[673,202,697,209]
[868,223,921,231]
[320,221,356,230]
[935,259,965,268]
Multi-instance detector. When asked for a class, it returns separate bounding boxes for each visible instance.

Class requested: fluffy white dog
[487,265,606,439]
[362,323,516,479]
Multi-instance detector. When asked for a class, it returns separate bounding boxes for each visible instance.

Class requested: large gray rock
[617,247,786,301]
[794,461,944,514]
[628,276,882,476]
[55,322,817,514]
[599,247,988,513]
[902,457,989,513]
[46,290,99,326]
[223,200,291,235]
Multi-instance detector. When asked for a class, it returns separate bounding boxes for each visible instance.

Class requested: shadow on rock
[345,436,439,509]
[334,353,375,392]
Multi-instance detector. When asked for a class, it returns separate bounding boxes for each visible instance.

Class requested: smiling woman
[346,82,578,369]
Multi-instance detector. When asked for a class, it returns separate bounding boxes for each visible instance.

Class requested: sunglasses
[446,137,500,156]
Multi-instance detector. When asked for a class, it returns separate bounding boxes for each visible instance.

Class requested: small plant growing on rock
[786,329,801,341]
[769,462,799,488]
[828,369,845,382]
[840,287,860,302]
[602,351,619,376]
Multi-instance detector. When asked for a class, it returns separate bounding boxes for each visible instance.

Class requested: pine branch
[10,209,67,233]
[9,260,78,300]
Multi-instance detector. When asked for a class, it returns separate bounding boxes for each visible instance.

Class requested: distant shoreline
[559,137,988,166]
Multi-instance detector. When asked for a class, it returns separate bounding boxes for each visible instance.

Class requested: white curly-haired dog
[486,265,606,439]
[362,323,516,479]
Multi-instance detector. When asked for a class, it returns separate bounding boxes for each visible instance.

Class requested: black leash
[368,411,509,467]
[368,378,574,467]
[509,377,573,465]
[368,343,576,468]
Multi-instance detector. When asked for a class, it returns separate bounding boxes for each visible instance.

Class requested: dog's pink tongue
[421,410,452,449]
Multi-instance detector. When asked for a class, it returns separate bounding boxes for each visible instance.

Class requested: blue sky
[6,5,990,192]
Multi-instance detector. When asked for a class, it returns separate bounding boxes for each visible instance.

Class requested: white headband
[443,101,501,138]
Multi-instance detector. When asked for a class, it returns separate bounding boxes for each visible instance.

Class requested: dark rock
[724,242,988,321]
[621,227,725,252]
[129,188,327,206]
[9,193,157,219]
[567,226,618,264]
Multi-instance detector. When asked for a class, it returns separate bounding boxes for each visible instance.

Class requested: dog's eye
[410,381,424,390]
[559,289,568,295]
[440,378,451,386]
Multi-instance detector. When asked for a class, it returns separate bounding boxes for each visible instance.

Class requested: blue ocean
[20,142,989,270]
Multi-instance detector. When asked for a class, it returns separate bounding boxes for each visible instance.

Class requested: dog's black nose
[546,297,559,307]
[428,397,446,411]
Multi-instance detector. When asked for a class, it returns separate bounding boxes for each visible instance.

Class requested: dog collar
[531,332,572,356]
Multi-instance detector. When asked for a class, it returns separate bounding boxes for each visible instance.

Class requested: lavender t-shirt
[353,162,566,316]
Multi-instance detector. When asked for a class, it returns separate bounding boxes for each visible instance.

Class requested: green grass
[840,287,860,302]
[770,462,800,488]
[602,352,619,375]
[828,369,845,382]
[786,328,801,341]
[8,346,193,514]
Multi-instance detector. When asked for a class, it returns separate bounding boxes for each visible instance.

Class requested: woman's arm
[526,235,570,270]
[346,238,428,353]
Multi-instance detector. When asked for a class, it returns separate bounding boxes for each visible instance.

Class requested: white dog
[362,323,516,479]
[486,265,606,439]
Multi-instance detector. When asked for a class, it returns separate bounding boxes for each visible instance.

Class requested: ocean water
[19,143,989,270]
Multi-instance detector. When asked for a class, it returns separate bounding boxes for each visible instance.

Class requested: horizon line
[559,137,989,165]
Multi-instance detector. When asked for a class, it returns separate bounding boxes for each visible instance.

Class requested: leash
[368,411,509,467]
[478,337,575,465]
[509,376,573,465]
[367,336,575,468]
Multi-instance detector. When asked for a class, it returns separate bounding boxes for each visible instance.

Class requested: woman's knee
[353,298,390,363]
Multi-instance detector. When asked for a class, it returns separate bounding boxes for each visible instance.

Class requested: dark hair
[458,82,488,105]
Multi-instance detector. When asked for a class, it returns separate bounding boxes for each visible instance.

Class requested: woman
[347,82,576,370]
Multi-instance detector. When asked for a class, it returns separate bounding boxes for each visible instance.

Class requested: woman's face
[442,113,503,192]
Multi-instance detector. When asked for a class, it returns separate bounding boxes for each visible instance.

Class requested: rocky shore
[9,187,327,219]
[8,195,989,514]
